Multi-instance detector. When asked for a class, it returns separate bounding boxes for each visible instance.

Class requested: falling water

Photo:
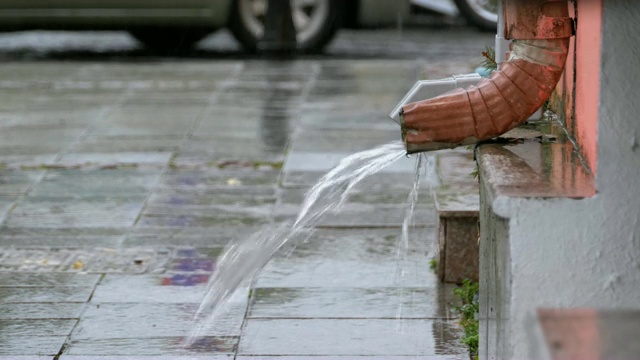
[187,141,408,345]
[394,153,427,333]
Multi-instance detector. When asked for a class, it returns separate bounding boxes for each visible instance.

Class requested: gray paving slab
[279,187,434,206]
[0,234,124,247]
[56,152,172,168]
[73,302,245,339]
[174,141,286,167]
[0,319,77,336]
[275,203,435,228]
[0,337,65,356]
[254,229,436,288]
[92,275,248,304]
[6,198,145,229]
[72,137,183,153]
[123,226,266,247]
[0,247,170,273]
[248,287,458,320]
[281,153,439,188]
[29,169,162,197]
[92,105,205,137]
[236,357,464,360]
[159,169,280,189]
[0,108,100,127]
[0,127,85,149]
[64,337,237,356]
[0,273,100,287]
[0,303,83,319]
[238,319,465,356]
[138,206,272,229]
[61,357,232,360]
[288,128,400,153]
[0,357,54,360]
[148,189,276,208]
[0,287,95,303]
[0,154,57,170]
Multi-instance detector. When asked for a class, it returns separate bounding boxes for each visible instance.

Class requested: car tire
[229,0,343,53]
[130,29,212,53]
[453,0,498,32]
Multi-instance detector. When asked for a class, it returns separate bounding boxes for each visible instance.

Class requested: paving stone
[92,105,206,137]
[72,137,183,153]
[56,152,172,168]
[283,152,415,173]
[236,356,464,360]
[0,234,124,247]
[174,140,286,166]
[61,356,232,360]
[0,357,54,360]
[0,287,95,303]
[288,129,400,153]
[92,275,248,304]
[249,286,459,319]
[0,247,170,273]
[0,273,100,287]
[254,229,437,288]
[65,337,238,356]
[0,319,77,336]
[275,203,436,228]
[74,302,245,339]
[7,198,145,229]
[0,227,127,237]
[279,187,433,206]
[29,169,162,197]
[148,189,276,209]
[0,303,82,320]
[238,319,465,356]
[0,127,85,148]
[159,169,280,189]
[0,171,44,195]
[123,226,266,247]
[0,337,65,356]
[0,108,100,128]
[0,154,57,169]
[138,206,272,229]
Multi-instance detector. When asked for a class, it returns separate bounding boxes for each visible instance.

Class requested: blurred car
[412,0,497,31]
[0,0,409,52]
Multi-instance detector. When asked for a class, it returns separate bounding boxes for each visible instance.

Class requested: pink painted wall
[573,0,602,173]
[554,0,601,173]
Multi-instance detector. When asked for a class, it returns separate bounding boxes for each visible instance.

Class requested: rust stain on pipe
[401,0,572,153]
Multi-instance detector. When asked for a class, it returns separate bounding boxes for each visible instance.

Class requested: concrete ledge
[475,121,596,359]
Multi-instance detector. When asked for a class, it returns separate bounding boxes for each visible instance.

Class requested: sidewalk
[0,58,470,358]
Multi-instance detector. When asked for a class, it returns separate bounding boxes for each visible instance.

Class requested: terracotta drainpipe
[400,0,574,153]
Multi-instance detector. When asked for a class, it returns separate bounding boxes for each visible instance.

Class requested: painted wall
[479,0,640,358]
[553,0,601,173]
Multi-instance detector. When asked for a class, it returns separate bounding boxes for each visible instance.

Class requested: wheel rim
[238,0,330,44]
[465,0,498,23]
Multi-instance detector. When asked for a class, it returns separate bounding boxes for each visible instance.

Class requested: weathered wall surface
[552,0,601,173]
[479,1,640,358]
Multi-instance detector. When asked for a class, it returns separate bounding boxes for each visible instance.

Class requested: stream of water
[187,141,424,345]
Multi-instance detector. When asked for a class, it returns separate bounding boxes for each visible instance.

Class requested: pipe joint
[399,0,573,153]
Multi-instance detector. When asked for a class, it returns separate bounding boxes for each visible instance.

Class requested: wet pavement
[0,26,491,358]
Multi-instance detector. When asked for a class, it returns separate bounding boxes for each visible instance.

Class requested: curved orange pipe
[400,0,573,153]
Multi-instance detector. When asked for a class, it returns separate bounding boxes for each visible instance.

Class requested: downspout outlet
[399,0,573,154]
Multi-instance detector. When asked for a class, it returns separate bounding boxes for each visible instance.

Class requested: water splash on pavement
[187,141,407,345]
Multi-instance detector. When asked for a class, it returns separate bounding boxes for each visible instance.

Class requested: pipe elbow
[401,0,571,153]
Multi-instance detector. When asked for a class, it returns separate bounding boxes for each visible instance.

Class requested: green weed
[453,279,479,357]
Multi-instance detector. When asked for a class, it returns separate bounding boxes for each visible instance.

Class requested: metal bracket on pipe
[389,73,482,124]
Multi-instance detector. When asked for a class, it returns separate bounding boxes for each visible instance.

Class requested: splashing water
[394,153,430,333]
[187,141,408,345]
